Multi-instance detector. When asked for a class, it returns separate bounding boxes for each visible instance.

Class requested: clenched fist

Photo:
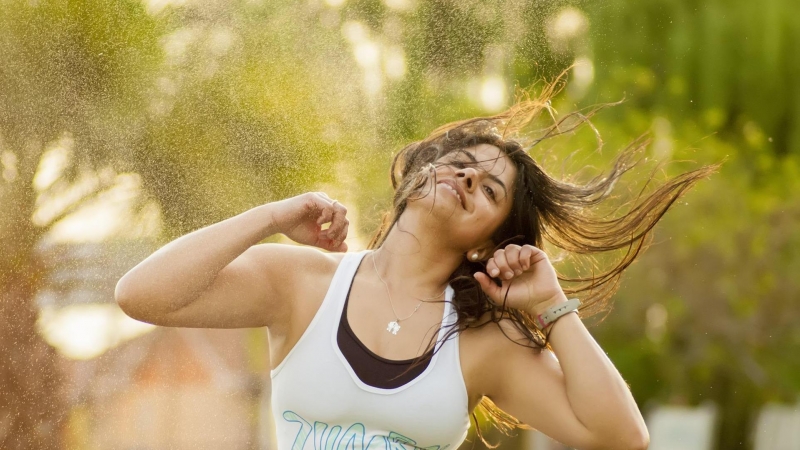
[269,192,349,252]
[473,244,567,314]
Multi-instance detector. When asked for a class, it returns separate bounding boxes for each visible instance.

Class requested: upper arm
[482,322,601,450]
[119,243,335,329]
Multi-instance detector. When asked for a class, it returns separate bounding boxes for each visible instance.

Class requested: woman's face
[410,143,517,251]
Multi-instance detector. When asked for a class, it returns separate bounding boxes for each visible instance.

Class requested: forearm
[116,203,280,313]
[539,297,649,448]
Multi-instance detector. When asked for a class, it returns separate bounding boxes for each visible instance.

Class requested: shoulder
[248,243,347,328]
[249,241,343,264]
[248,243,345,283]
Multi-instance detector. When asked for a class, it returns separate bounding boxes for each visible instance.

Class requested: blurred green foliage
[1,0,798,449]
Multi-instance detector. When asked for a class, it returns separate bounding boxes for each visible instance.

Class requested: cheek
[466,207,503,236]
[406,173,437,200]
[480,204,511,233]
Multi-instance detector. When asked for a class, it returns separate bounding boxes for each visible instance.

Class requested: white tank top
[270,250,470,450]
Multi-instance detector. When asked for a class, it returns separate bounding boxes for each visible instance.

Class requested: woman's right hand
[268,192,349,252]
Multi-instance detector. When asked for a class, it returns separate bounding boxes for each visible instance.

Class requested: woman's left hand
[473,244,566,314]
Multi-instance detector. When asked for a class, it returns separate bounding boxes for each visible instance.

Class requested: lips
[437,179,466,209]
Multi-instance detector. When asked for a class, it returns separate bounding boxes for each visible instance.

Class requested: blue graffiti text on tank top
[282,411,450,450]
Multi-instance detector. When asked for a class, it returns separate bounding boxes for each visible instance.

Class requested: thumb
[473,272,500,301]
[321,237,347,253]
[315,230,348,253]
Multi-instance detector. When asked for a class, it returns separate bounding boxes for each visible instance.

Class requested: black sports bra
[336,263,433,389]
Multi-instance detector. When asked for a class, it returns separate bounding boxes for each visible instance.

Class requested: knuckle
[304,197,318,211]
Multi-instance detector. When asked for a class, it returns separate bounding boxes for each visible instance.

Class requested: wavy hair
[366,75,719,447]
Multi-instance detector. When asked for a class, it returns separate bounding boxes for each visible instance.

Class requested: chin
[410,190,462,221]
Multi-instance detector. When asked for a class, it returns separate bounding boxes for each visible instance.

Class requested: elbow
[627,417,650,450]
[626,432,649,450]
[114,275,156,323]
[614,427,650,450]
[592,426,649,450]
[114,276,140,319]
[114,275,190,325]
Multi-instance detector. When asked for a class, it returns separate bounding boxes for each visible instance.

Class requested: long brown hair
[367,75,719,447]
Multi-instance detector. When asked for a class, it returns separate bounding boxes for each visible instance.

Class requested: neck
[371,211,465,300]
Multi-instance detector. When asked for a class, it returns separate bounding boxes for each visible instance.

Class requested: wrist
[528,292,569,317]
[255,203,285,238]
[529,294,580,331]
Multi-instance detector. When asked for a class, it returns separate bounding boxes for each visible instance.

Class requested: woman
[116,80,715,450]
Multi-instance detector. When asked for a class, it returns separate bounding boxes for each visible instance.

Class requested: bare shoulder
[249,243,344,328]
[248,242,343,280]
[271,243,345,299]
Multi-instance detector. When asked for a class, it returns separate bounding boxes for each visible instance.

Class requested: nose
[456,167,480,193]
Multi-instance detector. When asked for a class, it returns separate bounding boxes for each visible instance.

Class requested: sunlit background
[1,0,799,449]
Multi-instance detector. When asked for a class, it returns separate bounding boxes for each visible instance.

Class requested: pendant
[386,321,401,335]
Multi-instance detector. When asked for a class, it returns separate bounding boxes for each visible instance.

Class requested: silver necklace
[371,250,446,335]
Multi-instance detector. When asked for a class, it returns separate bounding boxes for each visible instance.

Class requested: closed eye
[484,185,496,200]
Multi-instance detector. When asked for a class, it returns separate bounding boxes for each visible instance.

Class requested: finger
[493,249,514,280]
[519,245,534,270]
[326,236,348,252]
[319,228,341,240]
[503,245,524,275]
[328,201,348,242]
[332,219,349,247]
[486,257,499,278]
[316,204,333,226]
[316,230,346,252]
[317,208,333,229]
[526,245,549,265]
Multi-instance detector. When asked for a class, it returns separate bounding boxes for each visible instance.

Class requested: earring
[470,252,479,261]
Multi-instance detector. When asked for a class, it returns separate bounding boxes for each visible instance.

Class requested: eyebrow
[459,151,509,201]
